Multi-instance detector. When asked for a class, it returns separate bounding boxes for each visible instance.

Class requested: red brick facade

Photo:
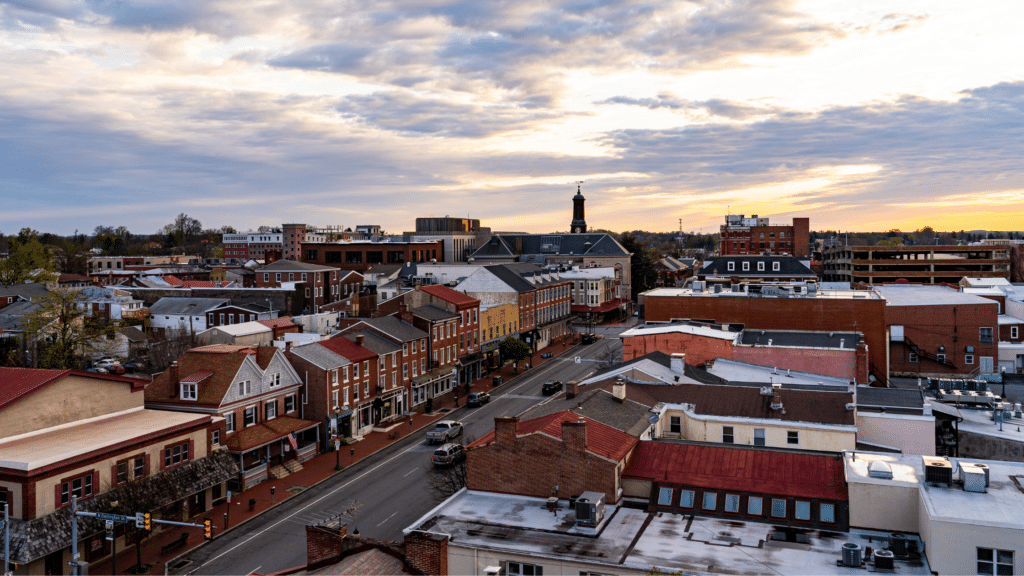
[887,302,999,376]
[720,217,809,258]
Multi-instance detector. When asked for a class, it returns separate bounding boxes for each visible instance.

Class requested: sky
[1,0,1023,236]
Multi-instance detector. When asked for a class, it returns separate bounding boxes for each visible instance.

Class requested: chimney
[495,416,518,448]
[169,362,180,389]
[565,380,578,400]
[404,531,449,576]
[355,334,365,346]
[398,303,414,325]
[770,382,783,411]
[670,353,686,375]
[561,419,588,453]
[612,378,626,403]
[305,523,347,568]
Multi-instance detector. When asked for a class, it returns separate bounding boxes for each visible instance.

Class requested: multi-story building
[281,223,329,261]
[404,217,492,263]
[822,244,1011,285]
[318,336,381,436]
[561,266,625,323]
[144,344,320,489]
[299,238,446,274]
[255,260,346,313]
[478,302,518,368]
[148,297,230,334]
[719,214,810,258]
[697,255,818,283]
[0,368,234,574]
[337,309,431,408]
[222,227,283,262]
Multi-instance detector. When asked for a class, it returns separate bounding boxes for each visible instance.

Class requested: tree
[55,239,89,275]
[104,472,175,573]
[427,435,474,503]
[619,234,656,301]
[499,336,530,367]
[0,236,56,285]
[161,213,202,249]
[25,287,122,369]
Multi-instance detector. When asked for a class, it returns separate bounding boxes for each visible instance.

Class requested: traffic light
[144,512,151,531]
[203,518,213,540]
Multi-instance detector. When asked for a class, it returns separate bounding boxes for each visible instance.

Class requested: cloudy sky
[2,0,1023,236]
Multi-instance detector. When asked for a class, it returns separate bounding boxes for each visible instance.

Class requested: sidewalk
[89,335,578,575]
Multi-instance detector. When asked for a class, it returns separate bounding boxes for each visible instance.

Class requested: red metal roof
[180,370,214,383]
[320,335,376,362]
[421,285,480,307]
[257,316,294,328]
[0,368,146,410]
[471,411,638,462]
[622,442,849,501]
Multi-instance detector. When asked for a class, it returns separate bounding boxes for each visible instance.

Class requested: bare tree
[427,435,474,503]
[146,327,195,372]
[104,472,175,573]
[25,287,122,368]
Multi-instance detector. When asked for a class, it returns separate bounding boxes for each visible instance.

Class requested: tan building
[0,368,235,575]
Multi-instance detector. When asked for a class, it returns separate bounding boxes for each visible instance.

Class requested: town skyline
[2,0,1023,235]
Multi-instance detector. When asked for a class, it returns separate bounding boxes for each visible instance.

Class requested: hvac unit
[960,464,988,493]
[874,549,895,570]
[574,491,606,527]
[922,457,953,486]
[841,542,862,567]
[961,462,990,487]
[889,533,908,557]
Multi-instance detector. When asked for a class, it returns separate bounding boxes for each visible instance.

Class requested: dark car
[581,334,597,344]
[431,443,465,467]
[541,381,563,395]
[540,352,553,359]
[492,375,504,386]
[467,391,490,407]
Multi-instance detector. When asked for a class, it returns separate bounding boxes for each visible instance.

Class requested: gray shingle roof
[289,342,350,370]
[856,387,924,410]
[149,297,230,316]
[345,330,401,355]
[701,255,816,276]
[0,283,49,300]
[258,259,336,272]
[412,304,458,321]
[353,316,428,343]
[9,450,238,563]
[520,388,652,437]
[484,265,536,294]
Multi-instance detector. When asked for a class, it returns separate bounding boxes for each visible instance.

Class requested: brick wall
[622,332,735,364]
[306,523,347,567]
[887,302,998,376]
[467,417,620,503]
[734,346,858,382]
[405,530,449,576]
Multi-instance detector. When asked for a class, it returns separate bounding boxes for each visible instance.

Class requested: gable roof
[348,316,427,343]
[257,316,295,328]
[484,265,536,293]
[344,331,401,355]
[420,284,479,306]
[471,411,638,461]
[518,388,653,437]
[0,368,146,411]
[149,297,230,316]
[320,336,376,362]
[288,342,351,370]
[473,233,630,258]
[0,283,49,300]
[701,255,816,276]
[145,345,278,406]
[258,259,335,272]
[412,304,458,322]
[623,441,849,501]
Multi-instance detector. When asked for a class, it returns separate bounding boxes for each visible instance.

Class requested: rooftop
[420,284,479,306]
[705,358,854,387]
[874,285,1000,307]
[406,490,931,576]
[643,287,883,300]
[619,321,741,342]
[258,259,338,272]
[0,407,209,471]
[469,411,638,462]
[739,329,861,349]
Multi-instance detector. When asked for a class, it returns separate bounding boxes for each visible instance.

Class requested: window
[702,492,717,511]
[669,416,681,434]
[285,395,296,413]
[742,262,750,271]
[754,428,766,446]
[787,431,799,445]
[266,400,277,420]
[264,273,269,282]
[364,382,369,397]
[757,262,765,271]
[658,487,673,506]
[276,273,281,282]
[506,561,542,576]
[980,327,994,344]
[820,503,835,523]
[225,412,235,433]
[353,364,359,379]
[722,426,734,444]
[795,500,811,521]
[679,490,695,508]
[909,352,919,363]
[333,389,339,407]
[773,261,781,271]
[937,353,946,363]
[289,273,295,281]
[966,354,974,365]
[771,498,786,518]
[212,429,220,445]
[60,473,95,506]
[116,461,129,484]
[343,366,349,382]
[163,442,190,468]
[238,380,251,396]
[725,494,740,513]
[977,548,1013,576]
[727,261,735,271]
[134,456,145,478]
[181,382,197,400]
[243,406,256,427]
[748,496,763,516]
[270,373,281,387]
[1012,326,1019,340]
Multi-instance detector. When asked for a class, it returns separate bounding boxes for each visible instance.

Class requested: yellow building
[479,302,519,356]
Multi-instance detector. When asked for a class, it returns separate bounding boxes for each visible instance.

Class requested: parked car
[86,367,108,374]
[431,443,465,467]
[467,391,490,407]
[426,420,464,444]
[492,375,504,386]
[581,333,597,344]
[95,358,126,375]
[541,381,563,395]
[540,352,553,359]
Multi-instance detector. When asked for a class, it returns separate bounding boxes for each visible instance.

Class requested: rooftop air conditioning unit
[960,462,989,492]
[575,491,606,527]
[841,543,862,567]
[874,549,895,570]
[922,456,953,486]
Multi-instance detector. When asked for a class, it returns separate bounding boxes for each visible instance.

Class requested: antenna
[571,180,585,193]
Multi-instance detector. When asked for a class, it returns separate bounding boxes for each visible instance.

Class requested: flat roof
[619,322,740,341]
[844,451,1024,530]
[407,490,931,575]
[874,285,999,307]
[0,407,209,471]
[643,287,882,300]
[707,358,853,387]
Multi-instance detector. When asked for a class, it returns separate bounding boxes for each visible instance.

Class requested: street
[172,334,623,575]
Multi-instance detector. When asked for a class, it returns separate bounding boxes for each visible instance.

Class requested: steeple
[570,183,587,233]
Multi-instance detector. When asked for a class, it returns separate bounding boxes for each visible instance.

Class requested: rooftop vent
[868,460,893,479]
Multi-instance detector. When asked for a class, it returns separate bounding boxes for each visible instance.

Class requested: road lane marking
[403,467,419,477]
[196,441,425,570]
[376,511,397,527]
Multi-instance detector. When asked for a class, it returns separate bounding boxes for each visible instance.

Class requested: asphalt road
[173,335,623,575]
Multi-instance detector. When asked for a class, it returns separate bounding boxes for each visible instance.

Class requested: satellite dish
[648,414,660,424]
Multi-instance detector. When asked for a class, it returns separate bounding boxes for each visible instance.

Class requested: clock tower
[570,184,587,233]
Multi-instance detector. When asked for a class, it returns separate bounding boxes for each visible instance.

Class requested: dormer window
[181,383,197,400]
[727,262,735,272]
[757,262,765,271]
[742,262,750,271]
[773,262,781,271]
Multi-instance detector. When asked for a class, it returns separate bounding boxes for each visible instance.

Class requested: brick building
[255,260,346,312]
[337,310,431,409]
[876,285,1000,376]
[144,345,320,489]
[299,238,446,274]
[642,286,888,383]
[222,228,283,262]
[719,214,810,258]
[696,255,817,283]
[466,413,639,502]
